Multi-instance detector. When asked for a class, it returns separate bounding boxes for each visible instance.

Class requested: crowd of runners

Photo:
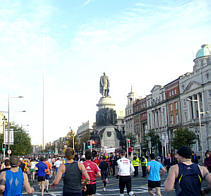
[0,146,211,195]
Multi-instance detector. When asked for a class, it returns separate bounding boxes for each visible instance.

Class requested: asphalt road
[24,173,176,196]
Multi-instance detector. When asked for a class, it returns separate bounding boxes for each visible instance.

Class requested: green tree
[0,124,32,156]
[125,133,137,147]
[147,130,160,147]
[66,130,80,151]
[79,131,90,151]
[146,130,160,152]
[172,127,197,150]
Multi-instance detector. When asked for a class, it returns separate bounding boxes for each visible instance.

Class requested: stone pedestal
[100,127,119,148]
[94,95,121,149]
[97,96,115,109]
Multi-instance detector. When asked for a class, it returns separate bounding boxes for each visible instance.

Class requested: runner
[51,147,90,196]
[164,146,211,195]
[82,150,101,196]
[110,153,117,176]
[30,159,37,183]
[0,156,34,195]
[54,157,62,173]
[0,159,10,173]
[147,153,166,196]
[164,154,174,173]
[117,149,135,196]
[44,158,52,193]
[36,156,48,196]
[99,156,109,191]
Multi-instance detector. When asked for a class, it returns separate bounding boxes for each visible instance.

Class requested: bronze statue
[100,72,110,97]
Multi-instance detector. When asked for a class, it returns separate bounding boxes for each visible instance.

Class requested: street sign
[7,149,12,155]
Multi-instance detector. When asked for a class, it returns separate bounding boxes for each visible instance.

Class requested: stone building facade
[164,78,181,151]
[125,44,211,156]
[125,89,135,135]
[179,44,211,156]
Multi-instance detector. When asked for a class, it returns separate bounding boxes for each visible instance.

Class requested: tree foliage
[79,131,90,151]
[172,127,197,150]
[146,130,160,148]
[66,130,80,151]
[0,124,32,156]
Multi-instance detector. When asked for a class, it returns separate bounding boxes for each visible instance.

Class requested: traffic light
[87,141,91,149]
[2,144,6,152]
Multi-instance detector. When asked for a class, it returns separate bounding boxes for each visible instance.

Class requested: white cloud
[83,0,95,6]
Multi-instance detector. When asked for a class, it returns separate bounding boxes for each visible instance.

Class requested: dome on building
[196,44,211,59]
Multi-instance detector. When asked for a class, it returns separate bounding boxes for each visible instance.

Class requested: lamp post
[7,95,24,155]
[2,116,7,159]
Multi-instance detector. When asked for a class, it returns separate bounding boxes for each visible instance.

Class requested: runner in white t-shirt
[54,158,61,173]
[117,150,135,196]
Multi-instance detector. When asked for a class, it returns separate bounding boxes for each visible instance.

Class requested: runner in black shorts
[148,180,161,188]
[38,176,45,182]
[84,184,96,195]
[147,153,166,196]
[99,156,109,191]
[36,157,48,196]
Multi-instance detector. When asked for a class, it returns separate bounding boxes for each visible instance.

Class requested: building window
[184,112,187,121]
[176,114,178,124]
[170,104,173,111]
[172,90,174,96]
[175,89,177,94]
[171,115,174,125]
[169,91,171,97]
[208,90,211,97]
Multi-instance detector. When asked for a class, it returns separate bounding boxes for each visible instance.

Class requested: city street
[24,173,175,196]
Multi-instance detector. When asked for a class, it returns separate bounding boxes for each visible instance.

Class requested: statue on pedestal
[100,73,110,97]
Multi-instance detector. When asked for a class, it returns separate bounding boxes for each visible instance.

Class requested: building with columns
[179,44,211,156]
[77,120,94,143]
[124,44,211,157]
[125,88,135,136]
[133,97,147,152]
[164,78,181,152]
[146,85,168,156]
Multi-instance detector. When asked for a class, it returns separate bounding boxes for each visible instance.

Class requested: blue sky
[0,0,211,145]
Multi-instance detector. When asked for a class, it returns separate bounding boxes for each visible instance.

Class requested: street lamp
[2,116,7,159]
[187,97,204,159]
[7,95,24,155]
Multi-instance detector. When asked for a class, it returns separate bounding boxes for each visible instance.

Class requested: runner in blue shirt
[147,153,166,196]
[36,157,48,196]
[0,156,34,195]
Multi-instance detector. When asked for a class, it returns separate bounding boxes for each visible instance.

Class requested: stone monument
[94,73,121,149]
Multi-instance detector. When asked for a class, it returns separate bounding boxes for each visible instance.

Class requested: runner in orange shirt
[44,158,52,193]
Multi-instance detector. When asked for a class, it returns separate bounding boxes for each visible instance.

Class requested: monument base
[99,126,120,149]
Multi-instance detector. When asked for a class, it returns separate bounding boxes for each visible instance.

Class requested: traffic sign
[7,149,12,155]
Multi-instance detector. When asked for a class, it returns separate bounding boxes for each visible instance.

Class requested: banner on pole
[4,129,14,145]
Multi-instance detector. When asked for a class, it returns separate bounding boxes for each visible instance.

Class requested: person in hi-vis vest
[140,155,147,177]
[132,153,139,177]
